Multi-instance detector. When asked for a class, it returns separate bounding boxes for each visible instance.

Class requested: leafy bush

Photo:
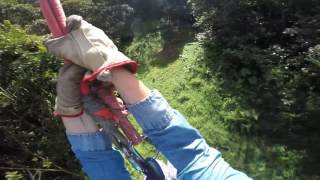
[189,0,320,134]
[26,19,49,35]
[0,21,82,179]
[188,1,320,177]
[0,0,135,46]
[62,0,134,47]
[0,1,40,26]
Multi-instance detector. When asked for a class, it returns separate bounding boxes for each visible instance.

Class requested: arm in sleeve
[128,90,252,180]
[65,114,131,180]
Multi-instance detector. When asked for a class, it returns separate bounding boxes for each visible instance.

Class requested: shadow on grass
[151,25,196,68]
[134,26,195,75]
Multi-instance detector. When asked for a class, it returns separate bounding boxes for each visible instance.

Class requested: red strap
[94,109,117,122]
[80,76,91,96]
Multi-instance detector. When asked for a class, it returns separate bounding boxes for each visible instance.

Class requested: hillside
[126,32,314,180]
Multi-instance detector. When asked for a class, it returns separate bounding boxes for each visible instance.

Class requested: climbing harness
[38,0,165,179]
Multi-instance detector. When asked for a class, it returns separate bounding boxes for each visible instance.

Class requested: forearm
[127,90,251,179]
[111,68,150,105]
[109,68,251,179]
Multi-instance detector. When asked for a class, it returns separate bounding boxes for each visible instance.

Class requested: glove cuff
[81,60,138,83]
[54,110,84,118]
[54,100,84,118]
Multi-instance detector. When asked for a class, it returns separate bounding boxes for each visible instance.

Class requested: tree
[189,0,320,151]
[62,0,134,47]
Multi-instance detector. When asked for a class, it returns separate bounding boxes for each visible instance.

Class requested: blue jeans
[67,90,251,180]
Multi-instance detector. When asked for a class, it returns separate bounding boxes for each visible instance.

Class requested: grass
[126,32,251,146]
[124,32,309,180]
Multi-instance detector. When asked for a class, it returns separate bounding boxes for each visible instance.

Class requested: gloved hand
[56,65,113,133]
[55,64,86,117]
[44,15,138,81]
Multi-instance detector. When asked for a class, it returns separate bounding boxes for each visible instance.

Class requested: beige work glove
[55,64,86,117]
[45,15,138,80]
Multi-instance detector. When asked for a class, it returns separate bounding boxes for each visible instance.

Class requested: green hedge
[189,0,320,135]
[0,1,40,26]
[0,21,83,179]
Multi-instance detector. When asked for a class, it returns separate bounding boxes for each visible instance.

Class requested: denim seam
[127,90,159,109]
[67,131,112,152]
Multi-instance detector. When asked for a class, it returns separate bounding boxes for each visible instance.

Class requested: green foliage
[190,0,320,48]
[62,0,93,16]
[62,0,134,47]
[126,32,164,69]
[127,34,310,179]
[188,1,320,177]
[132,0,192,24]
[0,22,82,179]
[190,0,320,136]
[5,171,23,180]
[308,45,320,68]
[89,3,134,45]
[0,21,58,119]
[0,1,40,26]
[0,0,135,44]
[26,19,48,35]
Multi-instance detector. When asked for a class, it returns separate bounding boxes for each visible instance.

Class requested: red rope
[39,0,71,64]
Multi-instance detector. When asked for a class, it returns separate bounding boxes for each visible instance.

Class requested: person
[45,15,252,180]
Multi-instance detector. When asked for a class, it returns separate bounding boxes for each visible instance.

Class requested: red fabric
[94,109,116,122]
[80,77,91,96]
